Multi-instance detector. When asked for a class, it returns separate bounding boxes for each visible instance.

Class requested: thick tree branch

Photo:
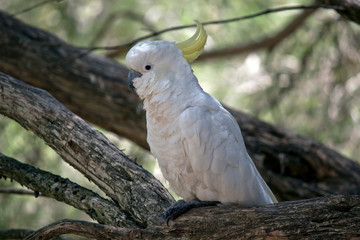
[0,152,134,227]
[0,10,360,202]
[25,195,360,239]
[0,72,174,228]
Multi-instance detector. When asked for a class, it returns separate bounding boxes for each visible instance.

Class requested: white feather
[126,41,278,205]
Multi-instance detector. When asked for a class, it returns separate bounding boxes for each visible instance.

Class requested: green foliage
[1,0,359,232]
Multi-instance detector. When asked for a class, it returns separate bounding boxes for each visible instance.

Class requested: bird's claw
[160,200,219,226]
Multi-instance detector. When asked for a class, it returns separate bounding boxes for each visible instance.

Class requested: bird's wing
[179,100,276,204]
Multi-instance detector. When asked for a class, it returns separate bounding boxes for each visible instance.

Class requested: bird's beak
[128,69,142,91]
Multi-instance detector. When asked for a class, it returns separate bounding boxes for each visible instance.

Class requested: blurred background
[1,0,359,233]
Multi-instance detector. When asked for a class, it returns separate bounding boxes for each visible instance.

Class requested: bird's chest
[145,102,196,199]
[146,106,184,164]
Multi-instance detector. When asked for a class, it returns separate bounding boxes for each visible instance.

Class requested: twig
[6,0,64,18]
[101,4,343,58]
[89,11,157,46]
[0,187,45,197]
[198,8,317,60]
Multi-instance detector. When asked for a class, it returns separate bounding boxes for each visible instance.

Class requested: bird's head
[126,22,207,100]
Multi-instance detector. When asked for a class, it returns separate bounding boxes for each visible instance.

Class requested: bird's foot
[160,199,220,225]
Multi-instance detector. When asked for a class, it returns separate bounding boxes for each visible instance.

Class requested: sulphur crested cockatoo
[126,23,277,221]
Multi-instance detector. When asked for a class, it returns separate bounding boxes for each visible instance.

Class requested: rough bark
[0,72,174,228]
[0,153,132,227]
[0,10,359,202]
[23,195,360,240]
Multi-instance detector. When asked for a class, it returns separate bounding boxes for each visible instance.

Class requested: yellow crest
[175,22,207,63]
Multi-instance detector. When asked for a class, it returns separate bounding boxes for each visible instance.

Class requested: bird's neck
[143,77,202,116]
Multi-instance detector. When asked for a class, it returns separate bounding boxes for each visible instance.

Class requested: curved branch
[24,219,134,240]
[25,195,360,239]
[0,72,174,227]
[198,8,317,61]
[0,153,135,227]
[0,228,72,240]
[5,0,63,18]
[103,4,340,58]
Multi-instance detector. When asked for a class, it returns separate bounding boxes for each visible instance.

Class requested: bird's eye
[145,65,151,70]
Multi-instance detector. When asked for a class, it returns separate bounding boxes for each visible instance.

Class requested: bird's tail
[261,178,278,204]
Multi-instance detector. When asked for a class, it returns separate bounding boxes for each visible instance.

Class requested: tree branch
[101,1,360,60]
[198,8,317,61]
[0,228,72,240]
[24,219,135,240]
[0,152,135,227]
[0,72,174,228]
[5,0,63,19]
[0,10,359,203]
[104,4,340,58]
[24,195,360,239]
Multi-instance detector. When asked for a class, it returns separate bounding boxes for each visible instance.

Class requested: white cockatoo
[126,23,277,221]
